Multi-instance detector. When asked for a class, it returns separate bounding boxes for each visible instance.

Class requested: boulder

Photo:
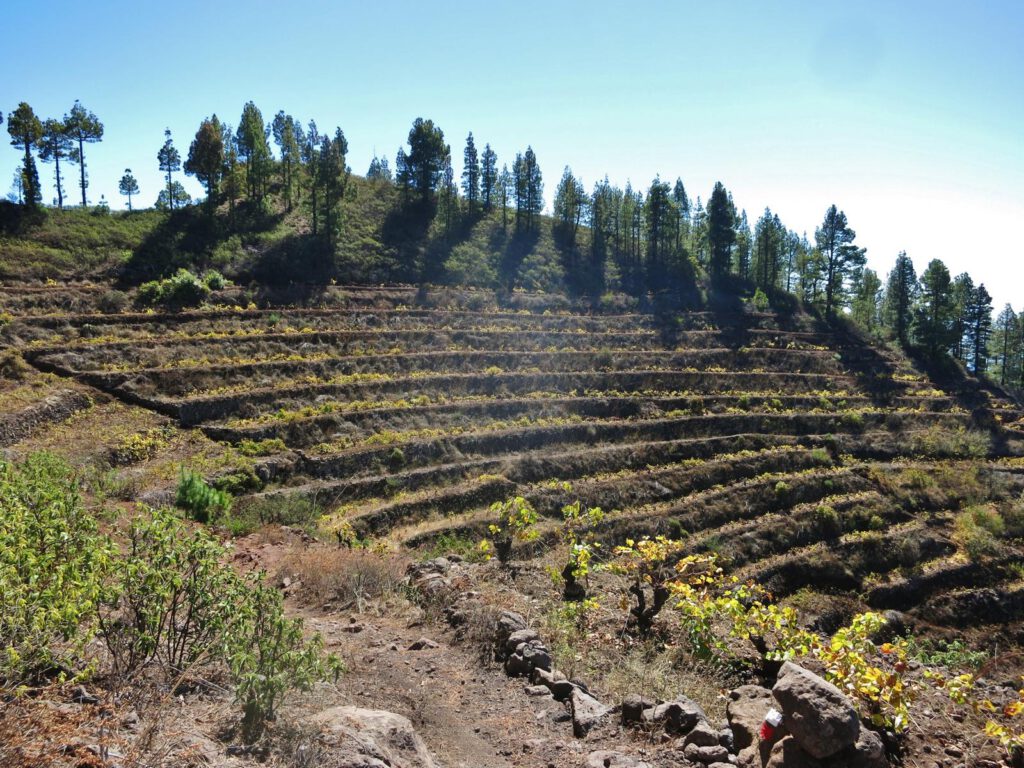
[772,662,860,760]
[727,685,773,753]
[521,642,552,672]
[642,695,707,734]
[683,742,731,764]
[765,736,822,768]
[621,694,656,725]
[407,637,438,651]
[830,728,888,768]
[684,721,723,748]
[571,688,612,737]
[306,706,438,768]
[505,628,541,654]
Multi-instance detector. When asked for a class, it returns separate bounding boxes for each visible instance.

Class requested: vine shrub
[555,500,605,601]
[482,496,539,564]
[609,536,689,634]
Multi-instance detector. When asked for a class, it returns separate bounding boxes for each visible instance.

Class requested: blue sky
[3,1,1022,308]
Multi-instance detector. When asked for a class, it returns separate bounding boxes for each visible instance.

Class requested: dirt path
[238,532,611,768]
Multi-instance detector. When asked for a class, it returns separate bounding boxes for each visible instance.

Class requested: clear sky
[3,1,1022,309]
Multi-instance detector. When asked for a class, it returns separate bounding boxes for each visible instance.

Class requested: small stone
[684,721,722,748]
[71,686,99,705]
[622,694,655,724]
[571,688,612,737]
[525,685,552,697]
[683,742,731,763]
[506,628,541,654]
[408,637,439,651]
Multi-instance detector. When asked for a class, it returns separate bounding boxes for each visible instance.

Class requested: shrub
[483,495,539,564]
[0,453,115,686]
[110,428,169,464]
[135,268,211,309]
[227,494,320,534]
[202,269,228,291]
[278,546,406,612]
[0,350,32,380]
[751,288,770,311]
[228,580,343,739]
[97,289,129,313]
[175,468,231,523]
[236,438,287,457]
[100,508,249,681]
[609,536,690,634]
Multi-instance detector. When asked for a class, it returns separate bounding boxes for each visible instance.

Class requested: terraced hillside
[6,283,1024,637]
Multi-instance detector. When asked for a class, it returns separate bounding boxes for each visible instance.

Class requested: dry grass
[278,544,408,613]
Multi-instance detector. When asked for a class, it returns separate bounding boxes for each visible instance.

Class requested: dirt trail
[239,533,607,768]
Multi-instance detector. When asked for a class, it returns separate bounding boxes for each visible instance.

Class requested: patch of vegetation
[0,454,340,739]
[175,468,232,523]
[137,268,225,308]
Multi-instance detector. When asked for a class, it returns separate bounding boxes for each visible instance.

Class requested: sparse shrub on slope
[0,454,340,740]
[0,453,115,686]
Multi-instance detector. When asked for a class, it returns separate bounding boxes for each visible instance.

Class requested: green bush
[202,269,228,291]
[0,453,115,686]
[228,578,343,738]
[100,508,247,681]
[136,268,211,309]
[176,468,232,523]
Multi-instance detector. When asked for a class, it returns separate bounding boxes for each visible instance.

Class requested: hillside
[2,278,1024,766]
[0,178,569,293]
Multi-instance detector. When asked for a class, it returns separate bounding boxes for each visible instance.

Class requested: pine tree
[644,177,675,289]
[64,100,103,207]
[438,154,459,240]
[850,268,882,334]
[672,178,690,255]
[272,111,302,211]
[157,128,182,211]
[461,132,479,216]
[522,146,543,231]
[38,118,71,209]
[883,251,917,345]
[815,205,865,316]
[302,122,322,235]
[753,208,785,292]
[184,116,225,210]
[993,305,1019,385]
[734,210,752,280]
[118,168,139,211]
[963,283,993,374]
[237,102,271,202]
[155,181,190,210]
[6,103,43,207]
[318,128,350,248]
[367,156,392,181]
[404,118,447,209]
[949,273,974,362]
[498,164,511,231]
[480,144,497,212]
[913,259,955,357]
[553,166,586,250]
[706,182,735,279]
[220,124,242,218]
